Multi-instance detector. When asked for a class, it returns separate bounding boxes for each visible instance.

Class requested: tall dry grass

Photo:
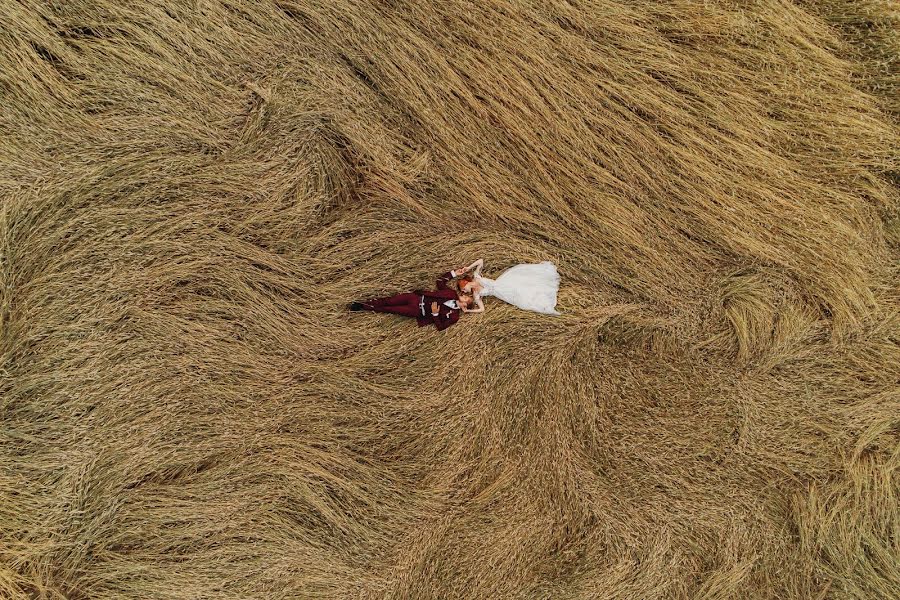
[1,0,898,598]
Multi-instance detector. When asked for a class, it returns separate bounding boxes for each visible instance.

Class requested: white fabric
[476,261,561,315]
[432,299,458,315]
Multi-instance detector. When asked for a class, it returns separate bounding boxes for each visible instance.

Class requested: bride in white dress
[455,258,561,315]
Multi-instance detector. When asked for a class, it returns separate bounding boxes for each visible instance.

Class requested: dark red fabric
[365,272,462,331]
[364,293,421,318]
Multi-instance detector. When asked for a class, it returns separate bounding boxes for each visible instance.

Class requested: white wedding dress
[475,261,561,315]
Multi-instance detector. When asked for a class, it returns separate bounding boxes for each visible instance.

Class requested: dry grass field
[1,0,898,598]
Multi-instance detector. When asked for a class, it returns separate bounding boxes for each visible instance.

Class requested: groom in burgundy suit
[350,269,472,331]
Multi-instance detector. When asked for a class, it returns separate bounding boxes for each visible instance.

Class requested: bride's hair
[457,276,473,292]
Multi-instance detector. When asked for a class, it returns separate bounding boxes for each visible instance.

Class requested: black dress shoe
[349,302,364,311]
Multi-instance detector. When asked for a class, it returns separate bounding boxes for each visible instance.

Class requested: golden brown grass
[1,0,898,598]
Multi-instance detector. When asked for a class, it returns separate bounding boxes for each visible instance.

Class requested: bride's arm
[466,258,484,278]
[462,296,485,313]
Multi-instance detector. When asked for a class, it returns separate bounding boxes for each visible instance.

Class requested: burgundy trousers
[363,293,423,318]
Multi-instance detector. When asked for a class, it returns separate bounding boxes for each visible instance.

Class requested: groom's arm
[433,308,457,331]
[436,271,455,290]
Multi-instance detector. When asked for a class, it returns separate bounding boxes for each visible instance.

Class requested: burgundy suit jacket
[414,271,461,331]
